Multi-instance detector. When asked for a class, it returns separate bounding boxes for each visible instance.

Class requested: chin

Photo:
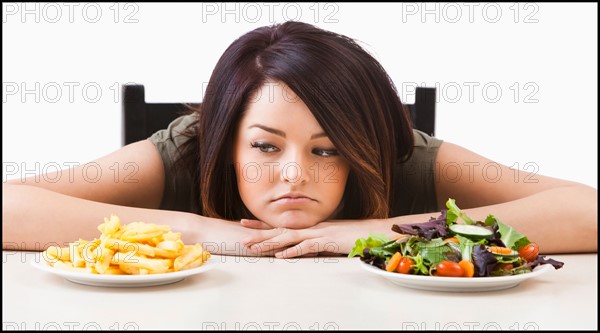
[264,211,322,229]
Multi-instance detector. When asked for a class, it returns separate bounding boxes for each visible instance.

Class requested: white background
[3,3,597,188]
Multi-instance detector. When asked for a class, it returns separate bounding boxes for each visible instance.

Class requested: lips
[272,192,315,202]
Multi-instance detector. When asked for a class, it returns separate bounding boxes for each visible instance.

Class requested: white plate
[361,261,554,292]
[31,258,216,287]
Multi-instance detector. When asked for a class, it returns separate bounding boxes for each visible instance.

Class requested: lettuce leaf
[391,211,448,240]
[481,215,506,247]
[348,233,391,258]
[472,244,498,277]
[492,216,531,250]
[455,234,475,261]
[408,238,461,267]
[356,238,401,270]
[369,240,402,259]
[530,256,564,270]
[408,254,429,275]
[446,198,475,225]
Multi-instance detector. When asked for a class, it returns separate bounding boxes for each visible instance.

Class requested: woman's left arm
[242,142,597,257]
[431,141,597,254]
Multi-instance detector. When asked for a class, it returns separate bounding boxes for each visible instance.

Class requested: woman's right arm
[3,140,260,255]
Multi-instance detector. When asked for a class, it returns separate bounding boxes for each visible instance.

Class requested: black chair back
[122,85,436,146]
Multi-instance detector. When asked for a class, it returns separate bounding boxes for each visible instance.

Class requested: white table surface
[2,252,597,330]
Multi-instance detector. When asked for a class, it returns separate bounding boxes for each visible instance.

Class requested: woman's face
[232,81,350,229]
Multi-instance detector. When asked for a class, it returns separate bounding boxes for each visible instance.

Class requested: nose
[279,152,309,185]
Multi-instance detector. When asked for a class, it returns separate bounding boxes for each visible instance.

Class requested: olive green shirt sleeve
[391,130,443,216]
[147,114,197,212]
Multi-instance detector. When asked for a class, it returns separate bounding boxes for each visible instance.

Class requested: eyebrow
[247,124,328,140]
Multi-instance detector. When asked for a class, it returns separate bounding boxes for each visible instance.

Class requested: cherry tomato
[396,257,414,274]
[518,243,539,262]
[436,260,465,277]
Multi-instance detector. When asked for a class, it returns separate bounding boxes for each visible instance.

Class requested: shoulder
[412,129,443,150]
[148,113,198,162]
[401,129,443,167]
[149,113,198,147]
[396,129,444,172]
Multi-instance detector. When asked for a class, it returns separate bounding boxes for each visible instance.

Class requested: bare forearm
[386,185,597,254]
[2,184,201,250]
[2,184,267,256]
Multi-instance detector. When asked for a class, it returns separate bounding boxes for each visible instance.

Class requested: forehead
[245,82,300,113]
[249,81,300,104]
[240,82,322,130]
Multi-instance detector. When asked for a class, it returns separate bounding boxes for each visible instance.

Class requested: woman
[4,22,596,257]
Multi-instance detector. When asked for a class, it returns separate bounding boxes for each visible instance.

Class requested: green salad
[349,199,564,277]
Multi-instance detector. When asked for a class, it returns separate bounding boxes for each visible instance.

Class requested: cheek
[235,160,272,187]
[234,158,274,206]
[328,162,350,189]
[233,150,253,200]
[320,163,350,201]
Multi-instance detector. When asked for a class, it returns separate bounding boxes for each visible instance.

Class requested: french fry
[103,238,156,257]
[69,241,85,268]
[94,248,115,274]
[98,215,121,236]
[152,240,185,259]
[82,239,101,263]
[174,244,210,272]
[120,223,171,243]
[157,240,184,253]
[43,246,70,262]
[118,263,141,275]
[103,265,125,275]
[148,236,164,247]
[149,247,180,259]
[177,257,206,271]
[163,232,181,242]
[111,252,172,274]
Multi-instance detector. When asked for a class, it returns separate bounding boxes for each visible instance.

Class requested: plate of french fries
[32,215,215,287]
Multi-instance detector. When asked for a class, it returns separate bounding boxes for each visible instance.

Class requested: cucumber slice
[449,224,493,239]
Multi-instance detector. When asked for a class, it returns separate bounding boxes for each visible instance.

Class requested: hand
[240,218,274,230]
[190,215,280,256]
[240,218,387,258]
[242,218,321,257]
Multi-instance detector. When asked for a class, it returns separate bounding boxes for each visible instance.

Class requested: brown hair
[175,21,414,220]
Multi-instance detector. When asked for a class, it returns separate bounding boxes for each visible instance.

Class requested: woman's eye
[313,148,339,157]
[250,142,338,157]
[250,142,279,153]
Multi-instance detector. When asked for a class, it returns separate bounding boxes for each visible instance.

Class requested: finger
[275,240,345,258]
[240,228,286,248]
[243,245,282,257]
[240,219,273,230]
[275,239,322,259]
[248,229,306,254]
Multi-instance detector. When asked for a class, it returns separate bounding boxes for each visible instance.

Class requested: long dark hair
[175,21,414,220]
